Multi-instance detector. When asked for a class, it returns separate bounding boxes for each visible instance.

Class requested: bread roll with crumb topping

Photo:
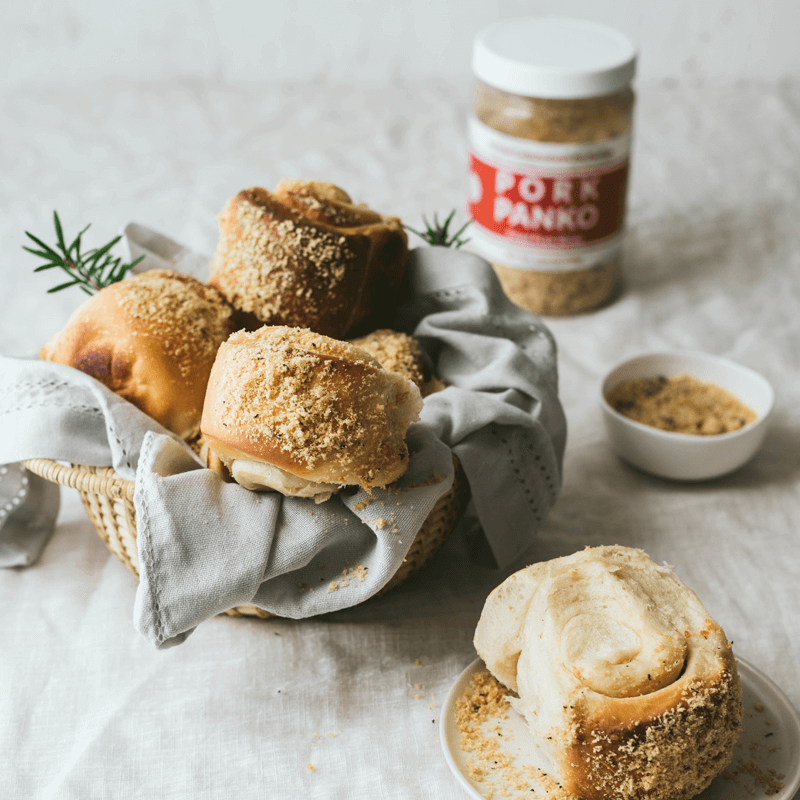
[347,329,424,391]
[474,546,742,800]
[200,326,423,501]
[208,180,408,339]
[40,270,235,440]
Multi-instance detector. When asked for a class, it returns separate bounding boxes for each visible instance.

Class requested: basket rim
[22,458,135,500]
[22,455,467,619]
[22,455,466,507]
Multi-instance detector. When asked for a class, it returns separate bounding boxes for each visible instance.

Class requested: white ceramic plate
[441,657,800,800]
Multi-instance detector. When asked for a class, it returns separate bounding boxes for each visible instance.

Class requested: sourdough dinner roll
[474,546,742,800]
[200,326,423,501]
[40,270,235,440]
[208,180,408,339]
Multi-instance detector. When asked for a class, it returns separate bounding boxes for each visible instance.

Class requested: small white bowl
[600,351,774,481]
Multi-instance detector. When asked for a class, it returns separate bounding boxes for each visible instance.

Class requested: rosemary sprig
[23,211,144,295]
[406,210,472,249]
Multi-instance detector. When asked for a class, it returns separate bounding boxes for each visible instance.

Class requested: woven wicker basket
[22,457,467,619]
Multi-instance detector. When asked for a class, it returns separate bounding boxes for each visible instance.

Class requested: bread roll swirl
[546,562,687,697]
[474,546,742,800]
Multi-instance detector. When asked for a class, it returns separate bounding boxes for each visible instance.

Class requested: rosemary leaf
[68,224,91,257]
[24,232,61,259]
[406,210,472,249]
[88,236,121,263]
[25,214,142,296]
[23,246,58,260]
[53,211,68,255]
[48,279,83,293]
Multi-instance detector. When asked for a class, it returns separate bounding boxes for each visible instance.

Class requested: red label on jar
[467,151,628,250]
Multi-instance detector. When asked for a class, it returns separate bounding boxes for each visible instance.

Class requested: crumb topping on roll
[208,182,408,338]
[347,329,425,390]
[201,326,423,494]
[40,269,235,440]
[112,271,233,372]
[474,545,743,800]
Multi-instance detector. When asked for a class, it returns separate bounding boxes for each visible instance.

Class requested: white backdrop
[2,0,800,88]
[3,3,800,798]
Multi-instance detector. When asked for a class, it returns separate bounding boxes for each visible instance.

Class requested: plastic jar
[467,17,637,316]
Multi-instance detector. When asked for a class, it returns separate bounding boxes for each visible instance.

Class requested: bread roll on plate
[209,180,408,339]
[40,269,235,440]
[200,326,423,502]
[474,545,742,800]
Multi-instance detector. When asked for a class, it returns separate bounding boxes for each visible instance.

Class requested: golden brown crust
[475,546,743,800]
[40,269,235,440]
[208,182,408,338]
[200,325,423,491]
[274,179,383,227]
[561,655,742,800]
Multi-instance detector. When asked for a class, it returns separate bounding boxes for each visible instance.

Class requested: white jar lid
[472,17,637,99]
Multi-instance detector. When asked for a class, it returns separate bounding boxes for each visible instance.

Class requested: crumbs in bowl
[606,374,757,435]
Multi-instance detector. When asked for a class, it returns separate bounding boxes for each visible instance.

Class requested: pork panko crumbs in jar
[467,17,637,315]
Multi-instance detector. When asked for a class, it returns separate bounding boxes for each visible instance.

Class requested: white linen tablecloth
[1,77,799,799]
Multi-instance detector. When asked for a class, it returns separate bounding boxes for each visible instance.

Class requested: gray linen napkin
[0,462,60,567]
[403,247,566,567]
[0,237,565,648]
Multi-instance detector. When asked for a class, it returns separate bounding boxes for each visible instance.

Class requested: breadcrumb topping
[210,188,361,333]
[571,672,743,800]
[456,671,576,799]
[348,329,425,389]
[606,374,757,435]
[204,326,422,488]
[114,270,233,378]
